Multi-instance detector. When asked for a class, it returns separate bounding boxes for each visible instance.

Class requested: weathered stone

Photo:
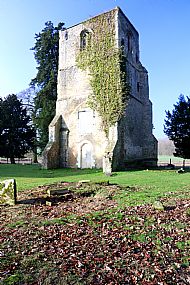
[41,115,62,169]
[47,189,71,197]
[42,7,157,171]
[176,168,185,174]
[103,151,113,175]
[78,180,91,183]
[153,201,164,211]
[46,201,52,206]
[0,179,17,205]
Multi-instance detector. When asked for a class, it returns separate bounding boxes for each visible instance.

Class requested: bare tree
[17,87,38,163]
[158,138,175,156]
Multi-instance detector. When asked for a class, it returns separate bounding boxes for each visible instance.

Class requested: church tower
[42,7,157,170]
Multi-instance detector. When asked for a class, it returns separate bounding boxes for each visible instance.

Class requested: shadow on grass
[17,194,74,205]
[17,198,46,205]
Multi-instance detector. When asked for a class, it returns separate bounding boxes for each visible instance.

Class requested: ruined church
[42,7,157,172]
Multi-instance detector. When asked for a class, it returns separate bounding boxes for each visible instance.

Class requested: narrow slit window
[80,30,90,50]
[137,82,140,92]
[127,32,132,53]
[121,38,125,47]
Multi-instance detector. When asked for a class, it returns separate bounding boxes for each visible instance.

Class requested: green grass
[0,164,190,205]
[7,220,26,228]
[0,164,104,190]
[1,164,190,284]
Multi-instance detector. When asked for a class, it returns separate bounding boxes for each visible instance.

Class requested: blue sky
[0,0,190,139]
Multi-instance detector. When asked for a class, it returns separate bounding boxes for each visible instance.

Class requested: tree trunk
[33,130,38,163]
[10,156,15,164]
[33,150,38,163]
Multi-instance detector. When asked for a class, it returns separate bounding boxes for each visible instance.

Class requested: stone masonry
[0,179,17,205]
[42,7,158,171]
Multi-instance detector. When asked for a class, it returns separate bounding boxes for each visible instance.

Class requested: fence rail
[0,157,190,168]
[158,160,190,168]
[0,158,32,164]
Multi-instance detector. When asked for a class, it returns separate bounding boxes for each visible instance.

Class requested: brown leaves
[0,183,190,284]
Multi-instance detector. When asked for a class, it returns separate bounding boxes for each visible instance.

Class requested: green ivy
[76,11,130,137]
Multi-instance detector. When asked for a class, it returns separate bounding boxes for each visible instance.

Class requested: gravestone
[0,179,17,205]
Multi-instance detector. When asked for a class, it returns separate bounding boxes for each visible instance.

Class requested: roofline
[63,6,138,35]
[116,6,139,35]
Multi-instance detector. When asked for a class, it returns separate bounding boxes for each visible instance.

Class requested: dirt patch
[1,182,119,228]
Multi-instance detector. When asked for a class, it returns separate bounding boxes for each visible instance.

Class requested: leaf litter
[0,181,190,284]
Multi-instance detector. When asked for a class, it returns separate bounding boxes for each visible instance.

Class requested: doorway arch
[77,140,95,169]
[81,143,92,168]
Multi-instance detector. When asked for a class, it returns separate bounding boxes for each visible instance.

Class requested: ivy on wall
[76,11,130,137]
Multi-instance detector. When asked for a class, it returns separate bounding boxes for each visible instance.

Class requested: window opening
[65,31,68,40]
[136,53,139,62]
[137,82,140,92]
[78,109,93,134]
[127,32,132,53]
[80,30,90,50]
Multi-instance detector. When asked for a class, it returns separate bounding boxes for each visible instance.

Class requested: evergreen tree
[31,21,65,151]
[0,94,35,164]
[164,94,190,158]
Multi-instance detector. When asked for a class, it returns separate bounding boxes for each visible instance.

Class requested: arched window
[80,29,90,50]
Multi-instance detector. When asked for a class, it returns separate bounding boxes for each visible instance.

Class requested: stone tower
[42,7,157,171]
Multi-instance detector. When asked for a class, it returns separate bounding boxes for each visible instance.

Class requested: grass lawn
[0,164,190,205]
[0,164,190,284]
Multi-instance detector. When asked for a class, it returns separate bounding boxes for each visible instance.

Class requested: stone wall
[42,115,62,169]
[56,22,110,169]
[116,8,157,167]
